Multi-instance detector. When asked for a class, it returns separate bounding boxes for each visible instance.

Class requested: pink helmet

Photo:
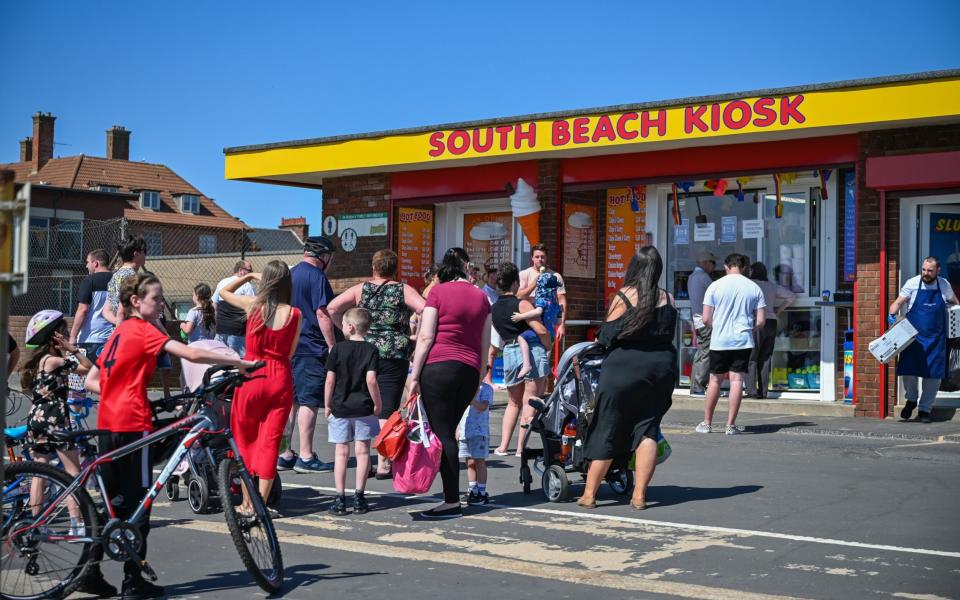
[25,309,65,349]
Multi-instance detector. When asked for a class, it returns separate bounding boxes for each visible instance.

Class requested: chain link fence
[11,216,304,319]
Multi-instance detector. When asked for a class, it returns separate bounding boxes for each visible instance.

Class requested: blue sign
[843,172,856,283]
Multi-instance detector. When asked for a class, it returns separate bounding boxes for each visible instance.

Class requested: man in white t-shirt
[888,256,958,423]
[695,253,766,436]
[518,244,568,340]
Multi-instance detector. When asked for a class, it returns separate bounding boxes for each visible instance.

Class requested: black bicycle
[1,363,283,599]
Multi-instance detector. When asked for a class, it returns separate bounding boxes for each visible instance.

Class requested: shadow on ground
[162,562,384,598]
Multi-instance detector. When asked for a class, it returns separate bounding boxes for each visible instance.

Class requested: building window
[178,194,200,214]
[52,270,73,314]
[140,190,161,210]
[198,235,217,254]
[93,185,119,193]
[54,219,84,263]
[143,231,162,256]
[29,217,50,260]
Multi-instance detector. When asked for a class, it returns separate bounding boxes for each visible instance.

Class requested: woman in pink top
[409,247,491,519]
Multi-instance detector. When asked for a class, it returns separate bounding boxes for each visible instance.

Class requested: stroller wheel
[165,476,181,501]
[606,468,634,495]
[188,475,211,514]
[542,465,570,503]
[519,464,532,494]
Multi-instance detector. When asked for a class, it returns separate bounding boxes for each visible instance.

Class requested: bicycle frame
[12,399,237,546]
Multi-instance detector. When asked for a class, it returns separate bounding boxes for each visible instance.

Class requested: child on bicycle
[324,307,382,516]
[84,273,256,599]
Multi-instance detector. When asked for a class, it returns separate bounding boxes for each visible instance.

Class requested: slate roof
[246,228,304,252]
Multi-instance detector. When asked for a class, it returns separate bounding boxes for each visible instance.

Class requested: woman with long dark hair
[219,260,301,516]
[328,249,425,478]
[180,283,216,343]
[409,247,491,518]
[578,246,678,510]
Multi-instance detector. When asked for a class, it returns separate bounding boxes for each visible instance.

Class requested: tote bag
[392,397,442,494]
[374,394,418,460]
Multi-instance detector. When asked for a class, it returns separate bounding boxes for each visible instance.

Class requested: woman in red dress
[219,260,300,516]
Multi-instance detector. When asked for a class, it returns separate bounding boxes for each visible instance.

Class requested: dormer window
[177,194,200,214]
[93,184,119,193]
[139,190,161,210]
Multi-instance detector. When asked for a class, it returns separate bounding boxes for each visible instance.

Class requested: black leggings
[377,358,410,419]
[94,431,153,581]
[420,361,480,503]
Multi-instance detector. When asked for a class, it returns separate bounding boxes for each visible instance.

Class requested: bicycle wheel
[218,457,283,592]
[1,461,99,600]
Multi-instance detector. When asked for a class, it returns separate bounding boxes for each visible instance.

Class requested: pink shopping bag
[392,397,442,494]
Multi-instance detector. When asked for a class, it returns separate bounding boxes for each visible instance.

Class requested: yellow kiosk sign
[225,77,960,181]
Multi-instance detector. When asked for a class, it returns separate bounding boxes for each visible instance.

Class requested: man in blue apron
[888,257,958,423]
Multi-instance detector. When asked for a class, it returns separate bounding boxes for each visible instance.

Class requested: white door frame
[898,194,960,404]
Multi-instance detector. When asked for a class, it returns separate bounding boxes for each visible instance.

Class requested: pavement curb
[660,420,960,442]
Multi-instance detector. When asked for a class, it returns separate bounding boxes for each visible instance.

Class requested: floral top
[107,266,138,317]
[360,281,411,361]
[27,354,81,451]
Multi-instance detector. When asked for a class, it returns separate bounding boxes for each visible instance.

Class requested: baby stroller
[519,341,634,502]
[164,340,282,513]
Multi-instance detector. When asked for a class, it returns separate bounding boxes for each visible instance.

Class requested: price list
[397,208,434,291]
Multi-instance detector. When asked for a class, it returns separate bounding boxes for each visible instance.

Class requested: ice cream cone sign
[511,178,541,247]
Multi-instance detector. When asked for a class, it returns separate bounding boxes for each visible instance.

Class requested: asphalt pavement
[29,398,955,600]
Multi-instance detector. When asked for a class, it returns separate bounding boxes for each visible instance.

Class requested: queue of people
[11,228,955,597]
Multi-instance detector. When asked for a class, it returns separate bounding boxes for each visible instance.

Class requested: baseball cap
[697,251,718,263]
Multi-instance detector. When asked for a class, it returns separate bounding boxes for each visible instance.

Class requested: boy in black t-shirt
[324,307,381,516]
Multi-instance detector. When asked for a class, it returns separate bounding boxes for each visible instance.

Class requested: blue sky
[2,1,958,229]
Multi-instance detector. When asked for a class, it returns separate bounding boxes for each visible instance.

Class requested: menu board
[562,203,597,279]
[605,187,646,303]
[463,211,513,268]
[397,207,434,291]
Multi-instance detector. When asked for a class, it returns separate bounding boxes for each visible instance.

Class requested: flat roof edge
[223,69,960,154]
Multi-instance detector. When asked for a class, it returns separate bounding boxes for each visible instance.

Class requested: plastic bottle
[559,419,577,462]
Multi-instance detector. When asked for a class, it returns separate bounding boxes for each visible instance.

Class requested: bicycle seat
[47,428,111,443]
[4,425,28,440]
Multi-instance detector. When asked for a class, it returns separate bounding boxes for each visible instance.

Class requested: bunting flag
[630,185,646,212]
[704,179,729,196]
[671,183,681,225]
[676,181,694,193]
[817,169,831,200]
[779,172,799,185]
[735,176,753,202]
[773,173,783,218]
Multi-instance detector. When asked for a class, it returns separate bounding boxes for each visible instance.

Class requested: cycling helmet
[25,309,65,349]
[304,235,336,258]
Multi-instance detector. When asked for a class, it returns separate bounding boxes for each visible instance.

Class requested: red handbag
[374,394,418,460]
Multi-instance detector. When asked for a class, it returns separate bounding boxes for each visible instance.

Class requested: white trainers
[725,425,744,435]
[695,422,712,434]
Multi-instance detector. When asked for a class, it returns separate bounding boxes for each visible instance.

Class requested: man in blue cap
[278,236,338,472]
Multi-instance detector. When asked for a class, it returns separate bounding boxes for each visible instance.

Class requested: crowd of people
[14,225,953,598]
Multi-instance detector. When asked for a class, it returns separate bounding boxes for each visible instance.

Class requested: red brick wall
[855,123,960,417]
[322,174,391,282]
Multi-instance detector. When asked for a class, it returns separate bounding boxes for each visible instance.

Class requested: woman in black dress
[578,247,678,510]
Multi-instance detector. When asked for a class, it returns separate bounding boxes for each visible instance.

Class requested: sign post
[1,170,31,477]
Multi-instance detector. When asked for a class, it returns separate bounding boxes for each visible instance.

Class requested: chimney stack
[19,137,33,162]
[280,217,309,241]
[31,112,55,172]
[106,125,130,161]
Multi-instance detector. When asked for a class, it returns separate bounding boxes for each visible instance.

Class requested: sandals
[576,497,597,509]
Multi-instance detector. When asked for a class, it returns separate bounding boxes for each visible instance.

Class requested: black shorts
[709,349,751,374]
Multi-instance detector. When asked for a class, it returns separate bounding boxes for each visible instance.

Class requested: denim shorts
[502,341,549,387]
[328,415,381,444]
[292,355,327,407]
[458,435,489,459]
